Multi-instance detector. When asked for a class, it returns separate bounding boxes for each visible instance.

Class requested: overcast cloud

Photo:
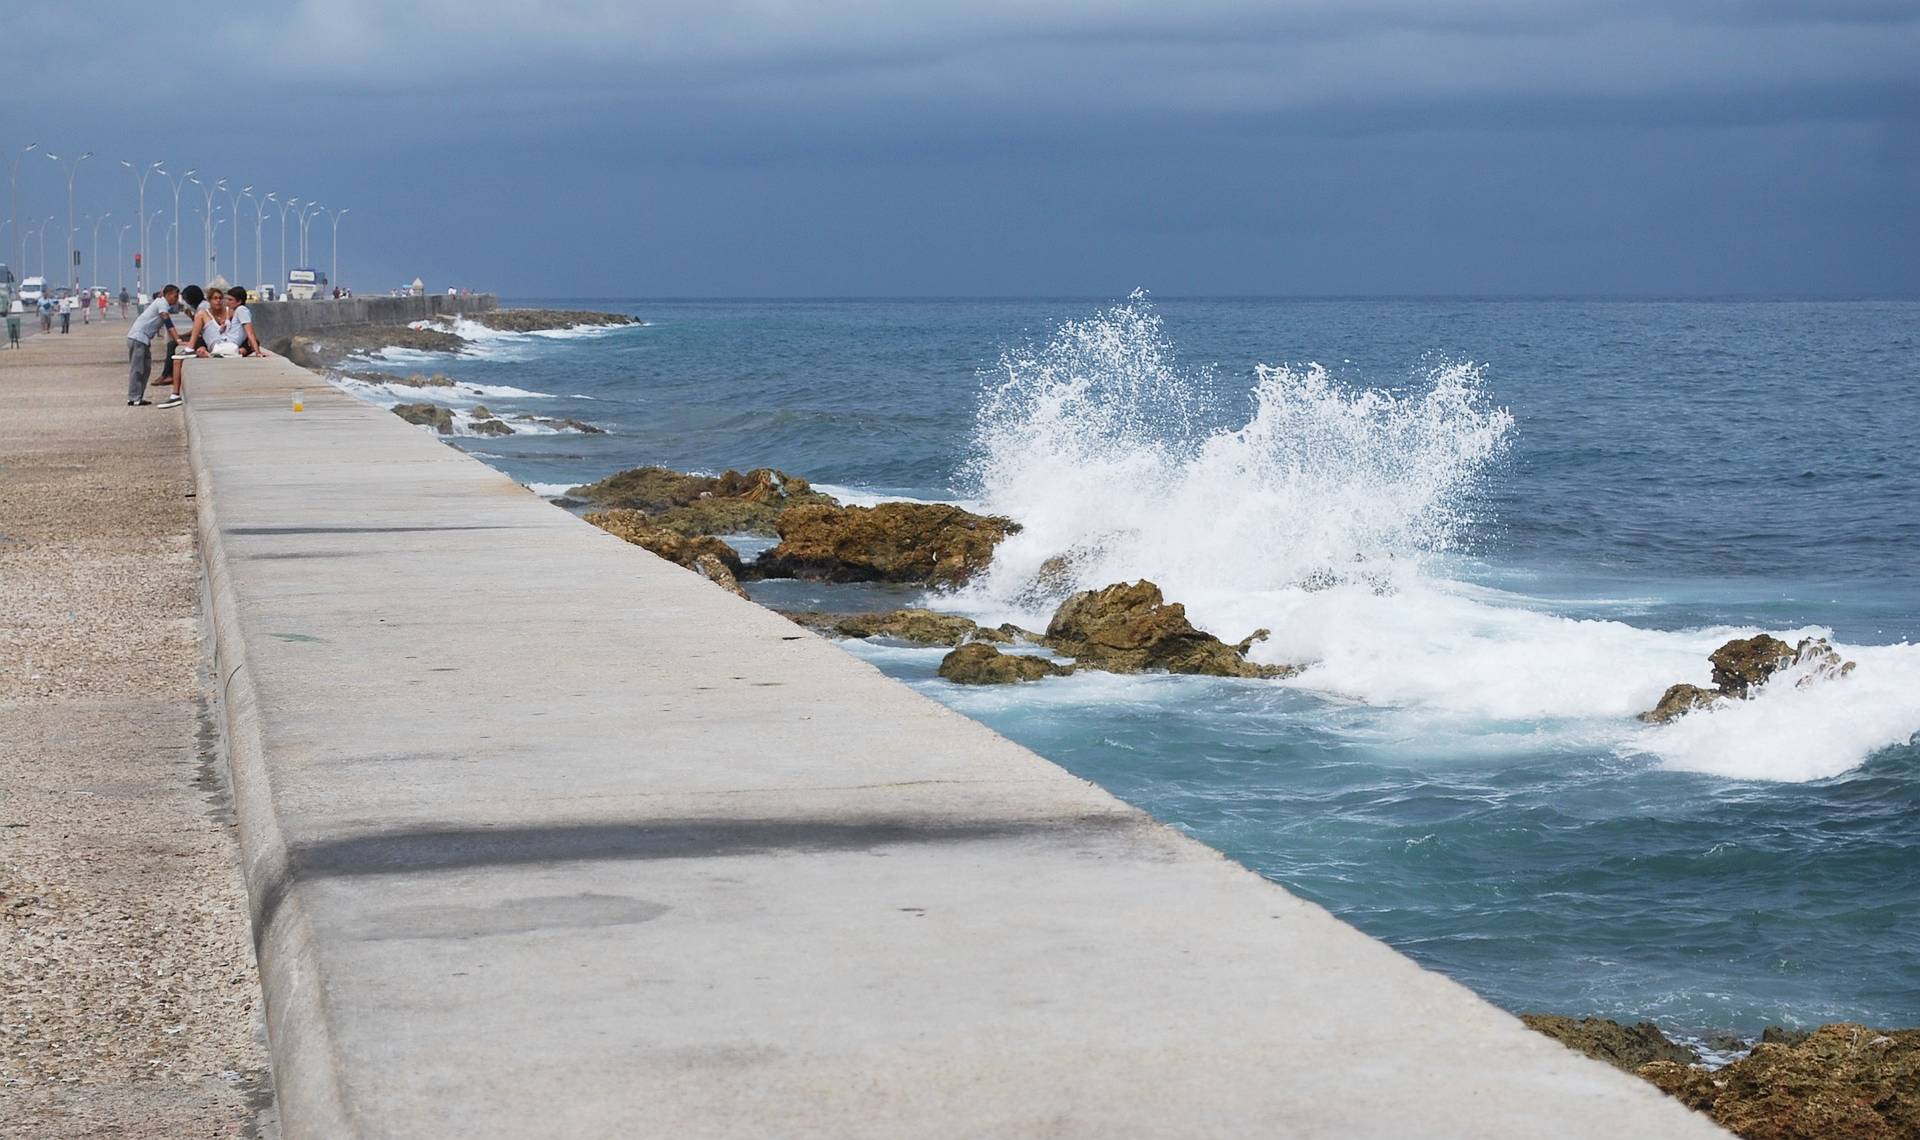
[8,1,1915,295]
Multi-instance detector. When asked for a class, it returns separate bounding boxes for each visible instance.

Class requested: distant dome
[410,277,424,288]
[208,274,231,292]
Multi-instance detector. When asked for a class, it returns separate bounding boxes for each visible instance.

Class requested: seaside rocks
[1639,1024,1920,1140]
[466,406,515,436]
[288,324,465,370]
[1520,1014,1701,1072]
[467,309,640,333]
[692,553,751,599]
[585,509,745,577]
[1640,635,1857,724]
[784,609,1016,647]
[391,401,454,435]
[570,466,833,535]
[938,643,1074,685]
[755,502,1019,586]
[1041,581,1300,679]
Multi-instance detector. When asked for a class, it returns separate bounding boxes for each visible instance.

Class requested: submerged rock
[1640,683,1726,725]
[1520,1014,1700,1072]
[391,401,454,435]
[585,509,745,576]
[1641,635,1858,723]
[569,466,832,534]
[465,406,515,436]
[755,502,1019,586]
[1041,581,1300,679]
[1640,1023,1919,1140]
[784,609,1012,647]
[525,415,606,435]
[467,308,640,333]
[288,325,465,369]
[937,643,1073,685]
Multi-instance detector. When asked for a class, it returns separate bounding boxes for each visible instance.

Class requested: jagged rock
[526,416,606,435]
[467,309,640,333]
[1041,581,1301,679]
[391,401,454,434]
[1520,1014,1700,1072]
[288,325,466,370]
[1761,1026,1814,1048]
[471,405,495,419]
[398,371,457,388]
[692,553,750,599]
[784,609,1009,646]
[937,643,1073,685]
[1711,635,1801,698]
[464,406,515,436]
[1639,1023,1919,1140]
[755,503,1019,586]
[569,466,833,534]
[1640,683,1726,725]
[585,509,744,575]
[1642,635,1858,723]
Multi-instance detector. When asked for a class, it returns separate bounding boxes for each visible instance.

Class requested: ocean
[332,295,1920,1045]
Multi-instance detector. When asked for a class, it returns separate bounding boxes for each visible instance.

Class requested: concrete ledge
[185,356,1726,1138]
[247,293,497,348]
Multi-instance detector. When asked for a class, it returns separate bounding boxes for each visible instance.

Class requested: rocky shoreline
[558,458,1909,1137]
[1522,1015,1917,1139]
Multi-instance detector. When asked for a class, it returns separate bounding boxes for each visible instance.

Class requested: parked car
[19,275,47,305]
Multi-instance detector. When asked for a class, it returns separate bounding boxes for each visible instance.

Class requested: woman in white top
[189,289,234,358]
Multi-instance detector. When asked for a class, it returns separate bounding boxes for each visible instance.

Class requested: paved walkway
[177,339,1726,1138]
[0,319,275,1136]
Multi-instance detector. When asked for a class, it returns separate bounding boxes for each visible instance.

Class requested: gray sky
[8,0,1917,296]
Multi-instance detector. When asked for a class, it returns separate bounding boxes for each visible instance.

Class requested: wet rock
[525,416,606,435]
[1042,581,1301,679]
[288,325,466,370]
[467,309,640,333]
[585,509,745,576]
[569,466,833,535]
[1640,683,1726,725]
[1639,1023,1919,1140]
[1642,635,1858,723]
[397,371,457,388]
[1711,635,1801,698]
[464,406,515,436]
[755,502,1019,586]
[692,553,750,599]
[1519,1014,1700,1072]
[785,609,1005,646]
[391,402,454,435]
[937,643,1073,685]
[1760,1026,1813,1048]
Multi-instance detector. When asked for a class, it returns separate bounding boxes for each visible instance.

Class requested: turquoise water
[337,297,1920,1038]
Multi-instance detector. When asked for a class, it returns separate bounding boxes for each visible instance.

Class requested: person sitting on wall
[225,287,266,356]
[157,285,206,390]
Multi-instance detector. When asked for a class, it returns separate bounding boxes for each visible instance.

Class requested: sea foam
[953,292,1920,783]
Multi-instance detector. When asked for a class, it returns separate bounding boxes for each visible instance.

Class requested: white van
[286,268,318,301]
[20,276,47,304]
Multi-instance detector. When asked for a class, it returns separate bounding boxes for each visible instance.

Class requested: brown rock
[692,553,750,599]
[568,466,833,534]
[786,609,996,646]
[1640,683,1726,725]
[1639,1023,1919,1140]
[937,643,1073,685]
[469,308,640,333]
[391,401,454,434]
[1711,635,1801,698]
[1042,581,1300,679]
[755,502,1019,586]
[585,509,744,575]
[1521,1014,1699,1072]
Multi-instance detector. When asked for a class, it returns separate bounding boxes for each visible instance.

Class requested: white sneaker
[159,396,183,408]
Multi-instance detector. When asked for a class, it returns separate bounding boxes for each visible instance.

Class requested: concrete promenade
[0,319,273,1136]
[175,339,1726,1136]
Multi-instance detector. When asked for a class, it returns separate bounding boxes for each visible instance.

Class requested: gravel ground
[0,321,276,1137]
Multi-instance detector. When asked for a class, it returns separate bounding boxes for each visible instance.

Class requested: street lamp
[224,182,251,288]
[120,160,163,295]
[188,176,224,282]
[326,207,349,296]
[143,209,164,293]
[159,167,195,285]
[6,142,36,288]
[275,195,297,288]
[23,221,39,276]
[244,188,266,291]
[34,214,53,277]
[88,212,111,291]
[117,222,132,296]
[43,150,92,292]
[300,201,323,272]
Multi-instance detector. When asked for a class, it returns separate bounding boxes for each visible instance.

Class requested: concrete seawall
[247,292,497,348]
[183,354,1726,1137]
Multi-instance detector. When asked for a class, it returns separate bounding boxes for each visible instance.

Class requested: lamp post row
[5,144,350,298]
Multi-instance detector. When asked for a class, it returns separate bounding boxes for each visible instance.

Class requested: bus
[287,267,320,300]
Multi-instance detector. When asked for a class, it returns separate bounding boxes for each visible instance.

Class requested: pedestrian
[59,295,72,333]
[98,290,109,321]
[6,298,22,349]
[39,295,53,332]
[156,285,205,396]
[81,291,91,325]
[119,287,130,318]
[125,284,183,407]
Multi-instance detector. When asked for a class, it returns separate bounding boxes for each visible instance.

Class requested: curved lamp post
[159,168,196,285]
[7,143,36,288]
[88,212,111,291]
[116,222,132,295]
[44,150,92,292]
[326,207,349,296]
[120,160,163,295]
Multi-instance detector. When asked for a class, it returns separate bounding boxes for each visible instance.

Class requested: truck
[19,276,47,305]
[286,267,319,301]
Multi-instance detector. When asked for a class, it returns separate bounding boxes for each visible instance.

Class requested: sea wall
[248,293,496,348]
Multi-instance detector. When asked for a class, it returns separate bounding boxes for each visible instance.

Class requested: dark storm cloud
[6,1,1915,296]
